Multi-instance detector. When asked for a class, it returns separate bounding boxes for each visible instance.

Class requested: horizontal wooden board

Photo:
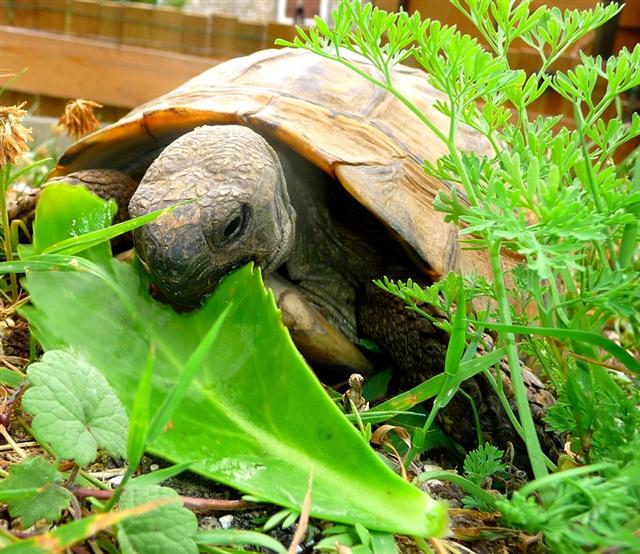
[620,0,640,29]
[1,26,222,108]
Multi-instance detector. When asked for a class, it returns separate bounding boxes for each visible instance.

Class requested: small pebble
[218,515,234,529]
[149,464,160,471]
[108,475,124,488]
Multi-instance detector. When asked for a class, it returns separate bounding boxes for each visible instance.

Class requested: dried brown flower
[0,103,32,167]
[58,99,103,139]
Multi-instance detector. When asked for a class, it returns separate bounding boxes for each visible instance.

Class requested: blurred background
[1,0,638,127]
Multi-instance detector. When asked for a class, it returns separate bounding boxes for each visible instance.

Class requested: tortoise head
[129,125,296,307]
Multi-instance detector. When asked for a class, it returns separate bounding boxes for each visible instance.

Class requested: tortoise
[48,48,557,457]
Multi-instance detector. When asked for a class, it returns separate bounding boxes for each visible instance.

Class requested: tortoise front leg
[9,169,138,225]
[46,169,139,224]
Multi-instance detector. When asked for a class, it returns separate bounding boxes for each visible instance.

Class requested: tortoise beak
[133,206,242,308]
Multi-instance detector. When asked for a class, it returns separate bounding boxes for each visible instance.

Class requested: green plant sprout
[279,0,639,550]
[280,0,639,463]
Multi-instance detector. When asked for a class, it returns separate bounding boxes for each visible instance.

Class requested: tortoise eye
[222,204,251,242]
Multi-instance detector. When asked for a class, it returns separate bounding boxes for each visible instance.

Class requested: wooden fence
[1,0,638,118]
[3,0,638,63]
[1,0,299,57]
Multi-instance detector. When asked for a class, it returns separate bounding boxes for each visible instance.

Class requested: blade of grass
[409,283,467,461]
[147,304,232,444]
[104,308,231,512]
[346,410,426,425]
[41,204,181,257]
[127,344,157,468]
[372,347,506,413]
[476,321,640,374]
[0,255,136,315]
[0,488,43,502]
[0,368,25,388]
[0,69,28,96]
[131,462,194,487]
[196,530,287,554]
[8,159,52,184]
[415,471,498,510]
[2,498,177,554]
[517,462,615,498]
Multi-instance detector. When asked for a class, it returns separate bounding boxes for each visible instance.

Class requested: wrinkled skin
[129,125,296,307]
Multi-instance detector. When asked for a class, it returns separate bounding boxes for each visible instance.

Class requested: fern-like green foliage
[545,364,640,464]
[463,443,509,486]
[282,0,640,549]
[461,443,508,510]
[497,456,640,554]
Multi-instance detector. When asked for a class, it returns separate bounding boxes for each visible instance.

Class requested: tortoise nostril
[220,203,251,243]
[224,215,243,239]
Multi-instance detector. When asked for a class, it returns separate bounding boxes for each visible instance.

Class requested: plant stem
[102,463,136,512]
[0,166,18,300]
[413,536,435,554]
[487,241,548,479]
[416,469,498,509]
[618,151,640,268]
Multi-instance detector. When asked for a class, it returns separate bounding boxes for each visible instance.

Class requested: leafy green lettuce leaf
[20,185,447,536]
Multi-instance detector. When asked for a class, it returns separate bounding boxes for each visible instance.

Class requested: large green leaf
[20,186,446,536]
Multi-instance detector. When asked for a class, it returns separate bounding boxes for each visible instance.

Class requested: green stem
[518,462,614,498]
[618,151,640,268]
[0,166,18,301]
[573,105,619,269]
[300,46,449,144]
[487,241,548,479]
[102,463,137,512]
[413,536,434,553]
[459,389,483,445]
[415,470,498,509]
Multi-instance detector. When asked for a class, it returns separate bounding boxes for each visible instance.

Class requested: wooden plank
[36,94,71,117]
[37,0,68,33]
[70,0,100,38]
[614,27,640,51]
[210,14,237,57]
[620,0,640,29]
[151,5,182,51]
[266,22,298,49]
[0,1,10,26]
[181,11,210,55]
[373,0,401,10]
[1,26,222,108]
[98,1,122,42]
[11,0,39,28]
[121,3,153,47]
[235,19,266,55]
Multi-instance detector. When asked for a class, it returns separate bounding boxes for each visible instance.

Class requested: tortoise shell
[53,48,493,279]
